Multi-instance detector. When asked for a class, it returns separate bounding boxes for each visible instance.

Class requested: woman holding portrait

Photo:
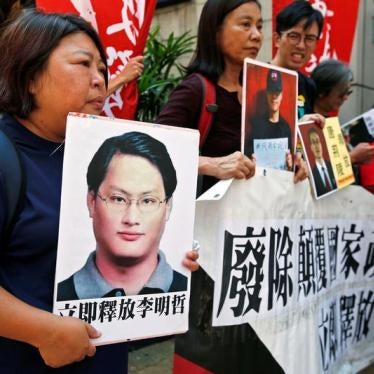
[0,10,197,373]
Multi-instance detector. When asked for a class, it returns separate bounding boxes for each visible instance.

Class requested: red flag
[272,0,360,75]
[36,0,157,119]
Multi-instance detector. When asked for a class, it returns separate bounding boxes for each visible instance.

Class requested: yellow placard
[323,117,355,188]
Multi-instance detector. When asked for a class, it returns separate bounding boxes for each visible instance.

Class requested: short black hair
[87,131,177,199]
[0,9,108,118]
[311,59,353,96]
[276,0,324,37]
[187,0,262,81]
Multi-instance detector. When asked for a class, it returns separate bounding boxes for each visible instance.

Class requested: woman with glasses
[311,59,353,118]
[311,59,374,170]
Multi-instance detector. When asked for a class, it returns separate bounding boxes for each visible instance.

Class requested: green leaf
[136,26,196,123]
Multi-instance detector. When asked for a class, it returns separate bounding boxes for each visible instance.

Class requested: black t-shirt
[297,71,317,118]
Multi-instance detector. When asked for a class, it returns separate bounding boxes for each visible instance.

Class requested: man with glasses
[57,131,187,301]
[271,1,324,119]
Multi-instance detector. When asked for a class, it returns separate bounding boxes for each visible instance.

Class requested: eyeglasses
[310,138,321,147]
[338,89,353,99]
[282,31,319,47]
[97,192,168,214]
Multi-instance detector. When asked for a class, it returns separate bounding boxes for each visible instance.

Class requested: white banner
[196,169,374,374]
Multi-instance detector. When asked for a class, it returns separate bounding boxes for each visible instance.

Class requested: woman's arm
[349,143,374,165]
[199,151,255,180]
[158,75,256,181]
[106,56,144,97]
[0,287,100,368]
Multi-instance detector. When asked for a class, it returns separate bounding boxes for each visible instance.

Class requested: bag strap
[0,128,26,244]
[195,73,217,148]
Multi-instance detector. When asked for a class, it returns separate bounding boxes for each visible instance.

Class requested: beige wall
[340,0,374,124]
[152,1,204,67]
[153,1,204,39]
[154,0,374,123]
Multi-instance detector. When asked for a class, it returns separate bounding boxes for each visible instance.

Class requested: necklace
[49,139,65,157]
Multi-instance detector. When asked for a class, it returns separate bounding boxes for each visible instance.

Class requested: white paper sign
[253,137,289,170]
[53,113,199,344]
[363,109,374,137]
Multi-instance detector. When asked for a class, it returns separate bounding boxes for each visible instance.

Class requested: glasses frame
[96,192,169,214]
[282,31,319,48]
[337,89,353,99]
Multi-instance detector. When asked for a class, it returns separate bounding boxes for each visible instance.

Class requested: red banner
[272,0,360,75]
[36,0,157,119]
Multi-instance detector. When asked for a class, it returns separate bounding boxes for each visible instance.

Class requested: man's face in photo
[309,131,323,161]
[266,90,283,114]
[87,153,171,265]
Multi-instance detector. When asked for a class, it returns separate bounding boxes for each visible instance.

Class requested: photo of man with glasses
[271,1,324,118]
[307,127,337,198]
[57,131,187,301]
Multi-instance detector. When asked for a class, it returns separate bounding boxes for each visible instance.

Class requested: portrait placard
[241,58,298,171]
[53,113,199,344]
[298,118,354,199]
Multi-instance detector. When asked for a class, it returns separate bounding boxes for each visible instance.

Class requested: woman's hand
[120,55,144,83]
[182,248,199,272]
[37,316,100,368]
[285,150,308,183]
[106,55,144,96]
[293,152,309,183]
[349,142,374,165]
[0,287,101,369]
[286,150,293,171]
[299,113,325,129]
[199,151,256,180]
